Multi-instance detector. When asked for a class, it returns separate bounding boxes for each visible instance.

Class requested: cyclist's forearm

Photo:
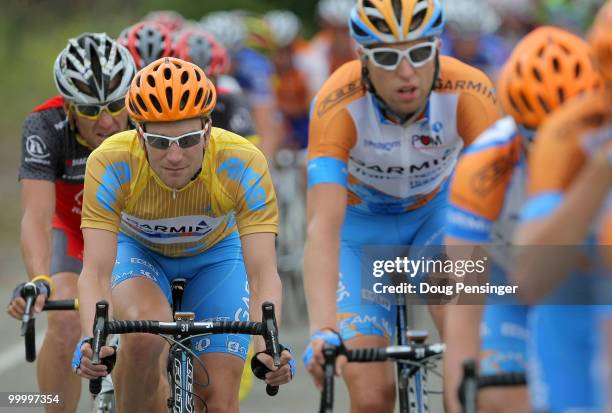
[78,270,112,337]
[20,212,53,277]
[516,155,611,246]
[249,271,283,352]
[513,156,611,300]
[303,230,340,333]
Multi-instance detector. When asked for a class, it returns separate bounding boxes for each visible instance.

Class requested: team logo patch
[25,135,50,159]
[194,337,211,352]
[412,134,442,149]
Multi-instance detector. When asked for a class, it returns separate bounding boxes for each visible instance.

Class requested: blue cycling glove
[302,329,345,368]
[72,336,117,374]
[71,336,92,372]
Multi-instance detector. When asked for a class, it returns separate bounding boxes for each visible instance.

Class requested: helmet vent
[181,71,189,84]
[519,91,533,112]
[194,88,203,107]
[147,75,155,87]
[165,87,173,109]
[164,68,172,80]
[507,93,519,113]
[391,0,402,25]
[410,9,427,32]
[180,91,190,110]
[89,43,102,87]
[556,87,565,104]
[146,43,154,60]
[431,12,443,29]
[204,89,214,107]
[350,20,368,37]
[194,69,201,82]
[128,100,140,115]
[371,16,391,34]
[552,57,561,73]
[532,67,542,82]
[109,69,124,94]
[537,95,551,113]
[136,94,147,112]
[149,94,163,113]
[574,62,582,78]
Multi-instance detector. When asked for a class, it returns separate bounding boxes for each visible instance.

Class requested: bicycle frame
[167,279,196,413]
[396,295,430,413]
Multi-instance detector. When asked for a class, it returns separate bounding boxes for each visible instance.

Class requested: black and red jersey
[18,96,90,235]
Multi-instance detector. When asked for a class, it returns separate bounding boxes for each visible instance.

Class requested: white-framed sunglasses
[140,129,206,150]
[139,119,211,150]
[362,41,437,71]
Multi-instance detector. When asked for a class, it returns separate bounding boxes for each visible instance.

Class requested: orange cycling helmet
[589,1,612,84]
[498,26,602,130]
[126,57,216,122]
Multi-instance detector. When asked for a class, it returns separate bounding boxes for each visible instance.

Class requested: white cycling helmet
[53,32,136,104]
[317,0,354,27]
[442,0,501,35]
[200,11,247,53]
[264,10,302,48]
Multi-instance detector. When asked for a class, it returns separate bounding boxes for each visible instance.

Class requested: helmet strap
[360,52,441,126]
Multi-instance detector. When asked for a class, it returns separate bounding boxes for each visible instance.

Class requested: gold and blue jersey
[81,128,278,257]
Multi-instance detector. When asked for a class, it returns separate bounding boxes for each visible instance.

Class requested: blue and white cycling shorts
[337,189,448,343]
[111,231,250,360]
[480,305,528,375]
[528,305,602,413]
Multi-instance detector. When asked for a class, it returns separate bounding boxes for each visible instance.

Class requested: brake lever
[20,283,38,336]
[262,302,280,396]
[89,300,109,395]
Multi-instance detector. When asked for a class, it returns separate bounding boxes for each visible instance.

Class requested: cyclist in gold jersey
[71,57,294,413]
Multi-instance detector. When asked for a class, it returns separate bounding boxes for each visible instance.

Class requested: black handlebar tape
[24,319,36,362]
[479,372,527,388]
[43,300,77,311]
[346,347,387,362]
[89,301,109,395]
